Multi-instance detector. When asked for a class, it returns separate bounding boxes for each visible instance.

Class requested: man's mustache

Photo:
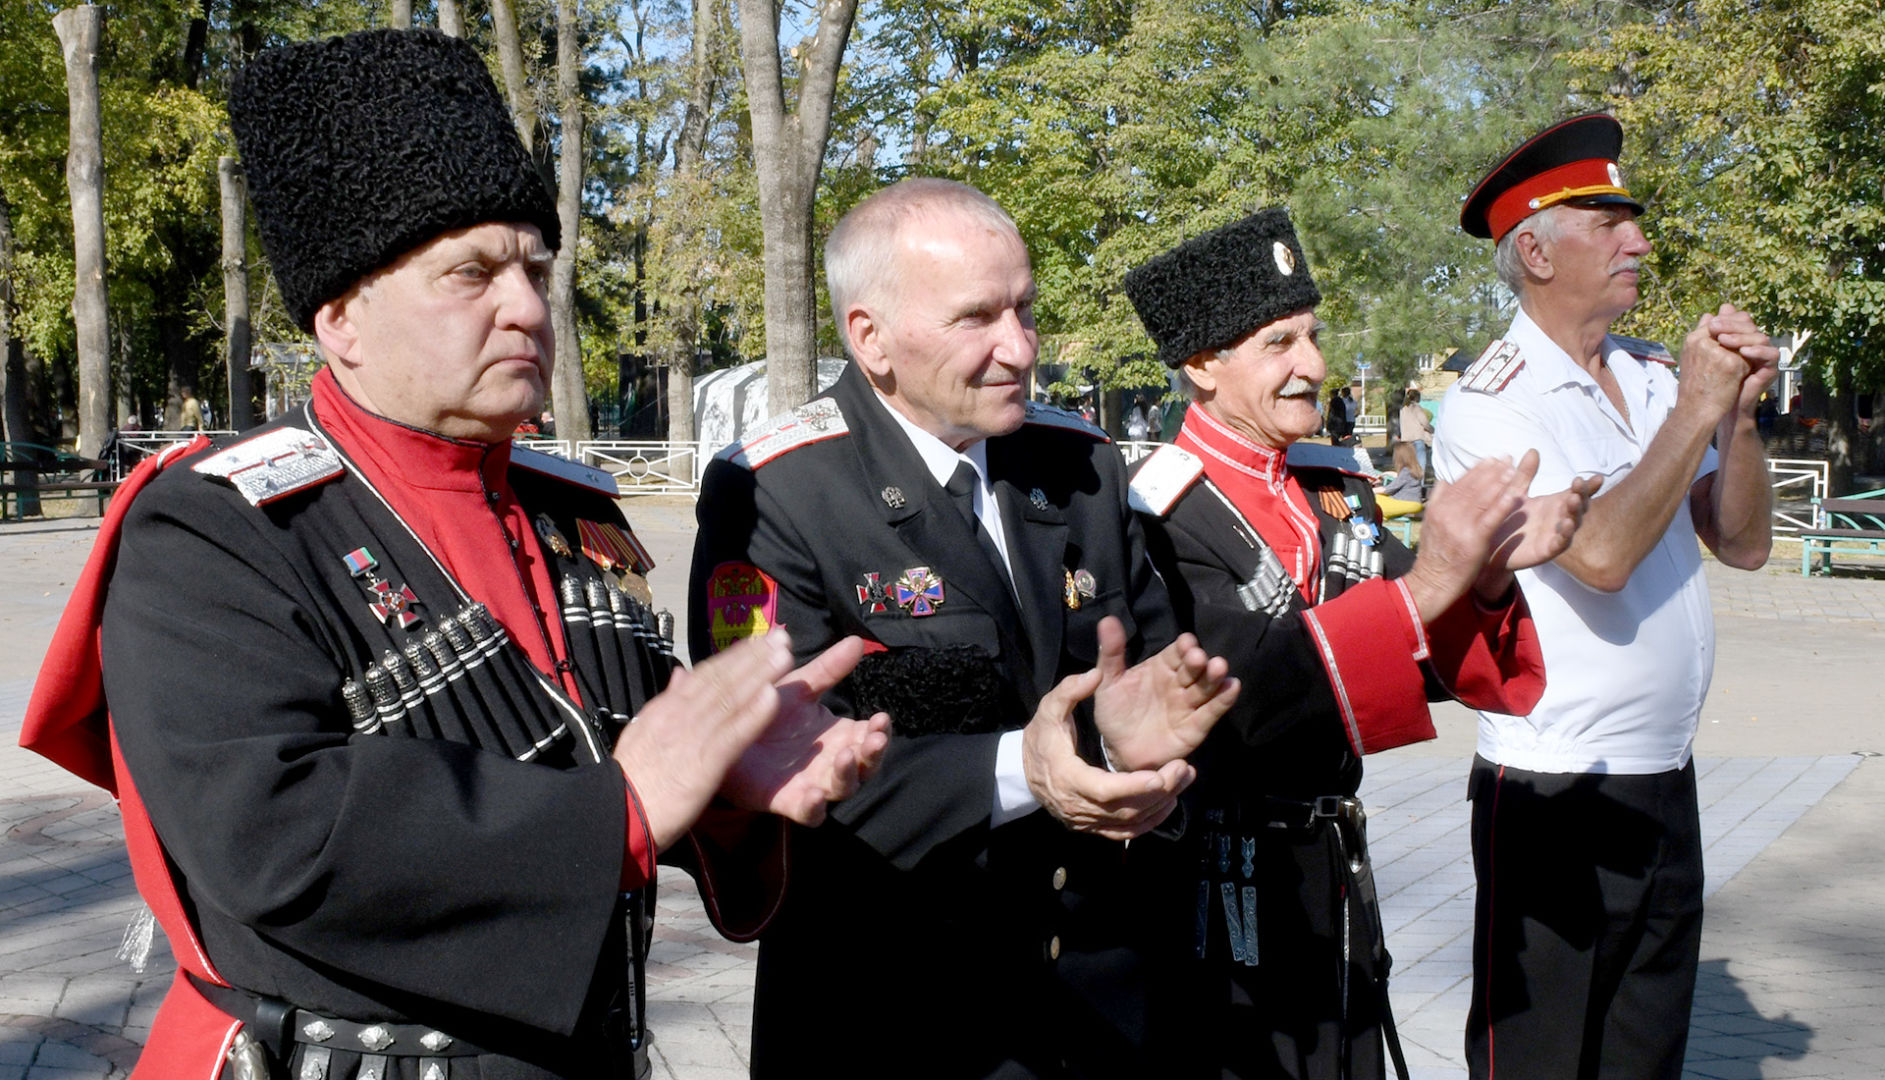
[1280,378,1322,398]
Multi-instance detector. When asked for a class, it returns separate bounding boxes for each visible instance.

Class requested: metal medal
[880,486,906,509]
[893,566,946,616]
[342,547,424,629]
[534,514,573,557]
[1073,569,1097,599]
[1064,570,1081,610]
[856,572,892,614]
[1029,487,1050,511]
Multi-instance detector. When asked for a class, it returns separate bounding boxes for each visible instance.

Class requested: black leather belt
[185,971,488,1058]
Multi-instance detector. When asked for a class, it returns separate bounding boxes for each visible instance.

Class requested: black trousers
[1465,757,1703,1080]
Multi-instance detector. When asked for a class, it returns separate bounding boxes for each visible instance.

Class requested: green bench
[0,441,120,520]
[1799,488,1885,577]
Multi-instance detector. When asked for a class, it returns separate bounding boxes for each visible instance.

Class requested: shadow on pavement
[1686,956,1812,1077]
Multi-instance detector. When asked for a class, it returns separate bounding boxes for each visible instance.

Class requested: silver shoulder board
[1610,333,1676,367]
[1284,441,1374,478]
[1128,444,1205,517]
[1023,400,1110,441]
[191,426,344,507]
[1460,340,1525,394]
[511,445,621,497]
[719,398,850,470]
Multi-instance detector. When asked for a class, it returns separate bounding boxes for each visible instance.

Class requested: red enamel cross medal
[342,547,424,629]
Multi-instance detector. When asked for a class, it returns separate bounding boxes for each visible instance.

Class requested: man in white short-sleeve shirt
[1435,113,1777,1080]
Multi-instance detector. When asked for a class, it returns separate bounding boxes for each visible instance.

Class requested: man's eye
[454,264,491,281]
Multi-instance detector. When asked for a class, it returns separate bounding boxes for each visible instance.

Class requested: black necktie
[946,461,1012,580]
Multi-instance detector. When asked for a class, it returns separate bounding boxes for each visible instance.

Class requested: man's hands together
[1679,303,1780,425]
[1022,615,1238,839]
[1403,451,1596,619]
[611,630,889,851]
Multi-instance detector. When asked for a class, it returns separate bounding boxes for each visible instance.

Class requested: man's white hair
[824,178,1023,357]
[1494,204,1569,294]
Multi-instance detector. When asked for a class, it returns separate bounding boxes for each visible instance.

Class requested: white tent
[693,357,848,447]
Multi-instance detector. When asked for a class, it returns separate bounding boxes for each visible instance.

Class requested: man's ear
[1180,353,1216,396]
[1514,227,1554,283]
[845,303,893,381]
[312,293,366,366]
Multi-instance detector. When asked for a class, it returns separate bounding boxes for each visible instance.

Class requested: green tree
[1588,0,1885,490]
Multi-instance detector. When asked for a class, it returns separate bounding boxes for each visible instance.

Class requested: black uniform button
[1052,867,1068,891]
[486,491,501,504]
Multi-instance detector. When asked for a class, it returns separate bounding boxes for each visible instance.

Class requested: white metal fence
[1768,457,1829,536]
[109,433,1835,540]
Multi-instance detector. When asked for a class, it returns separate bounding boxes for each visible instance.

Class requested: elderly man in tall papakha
[1437,113,1776,1080]
[1120,206,1598,1080]
[20,28,888,1080]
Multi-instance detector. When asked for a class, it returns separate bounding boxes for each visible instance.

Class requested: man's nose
[996,308,1038,371]
[1620,220,1652,256]
[499,264,551,330]
[1299,341,1327,384]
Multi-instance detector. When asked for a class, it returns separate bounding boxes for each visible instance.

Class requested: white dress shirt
[872,392,1038,823]
[1433,306,1719,775]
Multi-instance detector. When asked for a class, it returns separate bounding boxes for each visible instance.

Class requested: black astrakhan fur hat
[1123,207,1322,369]
[229,29,559,331]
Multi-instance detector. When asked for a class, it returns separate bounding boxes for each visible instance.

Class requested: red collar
[310,368,512,497]
[1174,404,1288,491]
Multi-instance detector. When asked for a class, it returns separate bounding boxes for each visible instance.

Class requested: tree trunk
[389,0,412,29]
[438,0,464,36]
[0,190,19,446]
[220,157,255,430]
[734,0,859,416]
[548,0,591,445]
[662,0,720,445]
[54,5,111,459]
[490,0,537,155]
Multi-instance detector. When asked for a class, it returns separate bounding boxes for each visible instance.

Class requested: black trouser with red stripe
[1465,756,1702,1080]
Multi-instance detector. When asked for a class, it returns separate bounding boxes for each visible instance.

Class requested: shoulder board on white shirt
[191,425,344,507]
[510,444,621,497]
[1023,400,1110,441]
[1459,339,1526,394]
[1610,333,1676,367]
[1284,440,1374,479]
[718,397,851,470]
[1127,444,1204,517]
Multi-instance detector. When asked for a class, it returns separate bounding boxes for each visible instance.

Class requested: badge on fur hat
[707,562,778,652]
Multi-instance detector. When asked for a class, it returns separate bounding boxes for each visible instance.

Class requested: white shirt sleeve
[991,728,1040,826]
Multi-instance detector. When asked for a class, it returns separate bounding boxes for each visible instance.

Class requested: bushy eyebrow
[1261,320,1324,347]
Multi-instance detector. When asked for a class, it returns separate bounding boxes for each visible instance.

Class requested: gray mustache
[1281,378,1322,398]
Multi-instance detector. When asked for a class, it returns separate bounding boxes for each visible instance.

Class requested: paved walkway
[2,508,1883,1078]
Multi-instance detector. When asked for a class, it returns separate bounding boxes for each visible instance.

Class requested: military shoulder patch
[705,561,779,653]
[511,445,621,497]
[191,425,344,507]
[1460,339,1526,394]
[719,398,850,470]
[1128,444,1205,517]
[1284,441,1375,479]
[1611,333,1676,368]
[1022,400,1109,441]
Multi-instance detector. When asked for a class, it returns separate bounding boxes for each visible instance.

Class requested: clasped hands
[611,629,891,851]
[1023,617,1239,841]
[1678,303,1781,423]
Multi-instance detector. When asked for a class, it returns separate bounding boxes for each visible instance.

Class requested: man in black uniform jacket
[1117,208,1597,1079]
[689,178,1240,1077]
[21,30,886,1080]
